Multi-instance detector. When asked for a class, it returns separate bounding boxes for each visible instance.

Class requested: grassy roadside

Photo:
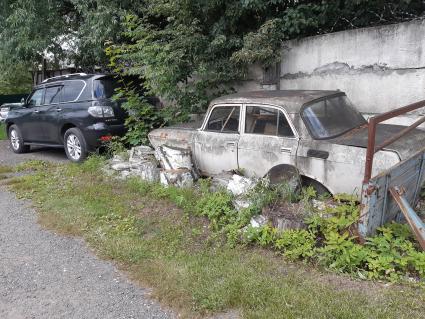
[0,123,6,140]
[4,158,425,319]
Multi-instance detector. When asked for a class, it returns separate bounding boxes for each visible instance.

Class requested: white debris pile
[106,145,160,181]
[105,144,199,188]
[227,175,256,196]
[155,145,198,188]
[249,215,269,228]
[210,173,258,210]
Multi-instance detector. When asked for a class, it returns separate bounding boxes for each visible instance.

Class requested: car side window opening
[62,81,85,102]
[27,89,44,107]
[44,86,62,104]
[206,105,240,133]
[245,105,295,137]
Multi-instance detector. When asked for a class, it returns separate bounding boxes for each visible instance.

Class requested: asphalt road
[0,140,175,319]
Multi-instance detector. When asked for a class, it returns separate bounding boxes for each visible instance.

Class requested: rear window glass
[62,81,85,102]
[93,77,120,99]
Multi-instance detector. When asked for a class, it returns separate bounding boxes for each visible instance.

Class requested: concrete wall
[239,19,425,116]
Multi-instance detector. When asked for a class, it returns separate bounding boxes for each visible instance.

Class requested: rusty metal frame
[363,99,425,183]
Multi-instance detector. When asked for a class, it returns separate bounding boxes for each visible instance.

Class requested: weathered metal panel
[193,131,239,175]
[359,148,425,236]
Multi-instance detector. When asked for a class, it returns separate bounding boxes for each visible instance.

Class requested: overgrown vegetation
[4,158,425,318]
[2,1,425,144]
[108,0,425,117]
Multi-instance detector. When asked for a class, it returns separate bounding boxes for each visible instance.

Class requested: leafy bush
[274,229,316,261]
[112,89,175,146]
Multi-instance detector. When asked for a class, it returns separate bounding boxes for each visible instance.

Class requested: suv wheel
[64,128,87,163]
[9,125,30,153]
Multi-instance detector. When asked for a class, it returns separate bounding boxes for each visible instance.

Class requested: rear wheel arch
[60,123,77,141]
[300,175,332,196]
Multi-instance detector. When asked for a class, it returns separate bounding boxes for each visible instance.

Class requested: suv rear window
[62,81,85,102]
[93,77,120,99]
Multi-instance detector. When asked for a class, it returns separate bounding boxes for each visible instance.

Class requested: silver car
[149,90,425,198]
[0,103,22,122]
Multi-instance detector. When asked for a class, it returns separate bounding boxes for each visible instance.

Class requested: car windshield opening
[302,95,366,139]
[93,77,120,99]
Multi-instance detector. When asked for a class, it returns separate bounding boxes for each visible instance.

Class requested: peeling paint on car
[148,90,425,198]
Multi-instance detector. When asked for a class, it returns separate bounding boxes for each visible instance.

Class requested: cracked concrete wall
[238,19,425,115]
[279,19,425,114]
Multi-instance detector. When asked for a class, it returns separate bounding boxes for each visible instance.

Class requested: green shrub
[274,229,316,261]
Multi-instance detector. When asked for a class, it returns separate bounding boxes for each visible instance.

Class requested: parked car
[149,90,425,197]
[0,103,22,122]
[5,73,127,162]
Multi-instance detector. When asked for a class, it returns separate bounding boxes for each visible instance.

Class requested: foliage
[0,123,7,140]
[0,0,142,74]
[109,0,425,114]
[8,159,425,318]
[195,183,238,232]
[247,199,425,282]
[0,62,32,94]
[115,89,164,145]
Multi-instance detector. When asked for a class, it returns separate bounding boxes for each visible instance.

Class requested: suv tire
[64,128,88,163]
[8,125,30,154]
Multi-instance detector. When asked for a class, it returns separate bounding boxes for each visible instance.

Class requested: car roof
[37,73,111,87]
[210,90,343,113]
[1,103,22,107]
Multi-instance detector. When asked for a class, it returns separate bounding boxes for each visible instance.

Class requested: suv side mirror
[21,97,26,105]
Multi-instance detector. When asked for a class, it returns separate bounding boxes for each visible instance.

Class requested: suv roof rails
[42,73,88,83]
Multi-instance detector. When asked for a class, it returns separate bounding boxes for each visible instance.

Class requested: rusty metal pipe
[372,99,425,123]
[363,99,425,183]
[375,115,425,152]
[390,186,425,251]
[363,118,377,183]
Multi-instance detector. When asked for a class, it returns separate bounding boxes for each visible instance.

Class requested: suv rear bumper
[83,123,126,150]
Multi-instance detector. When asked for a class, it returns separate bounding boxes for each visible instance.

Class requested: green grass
[0,123,6,140]
[7,157,425,319]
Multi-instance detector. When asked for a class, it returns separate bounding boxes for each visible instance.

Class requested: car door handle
[33,109,40,113]
[226,142,236,146]
[55,108,62,112]
[281,147,292,153]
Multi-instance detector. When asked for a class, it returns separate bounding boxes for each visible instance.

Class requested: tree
[0,0,142,75]
[0,62,32,95]
[109,0,425,114]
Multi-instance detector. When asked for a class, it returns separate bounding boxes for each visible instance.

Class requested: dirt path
[0,142,175,319]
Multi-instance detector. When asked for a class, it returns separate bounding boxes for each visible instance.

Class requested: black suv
[5,74,127,162]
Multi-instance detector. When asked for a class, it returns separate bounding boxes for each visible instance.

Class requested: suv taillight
[88,105,115,118]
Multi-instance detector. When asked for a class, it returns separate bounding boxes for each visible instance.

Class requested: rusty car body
[149,90,425,200]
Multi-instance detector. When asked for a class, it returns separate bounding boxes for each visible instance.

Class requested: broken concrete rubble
[227,175,256,196]
[160,169,194,188]
[106,145,160,181]
[250,215,269,228]
[155,145,198,188]
[106,144,198,187]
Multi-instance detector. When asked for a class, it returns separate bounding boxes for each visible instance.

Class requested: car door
[20,88,45,142]
[238,104,299,178]
[40,84,63,143]
[193,104,241,175]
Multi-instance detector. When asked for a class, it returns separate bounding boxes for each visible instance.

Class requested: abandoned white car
[149,90,425,198]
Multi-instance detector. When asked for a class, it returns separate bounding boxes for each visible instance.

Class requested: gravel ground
[0,140,69,165]
[0,141,176,319]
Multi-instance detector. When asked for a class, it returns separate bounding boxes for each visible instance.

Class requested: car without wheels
[148,90,425,198]
[5,73,127,162]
